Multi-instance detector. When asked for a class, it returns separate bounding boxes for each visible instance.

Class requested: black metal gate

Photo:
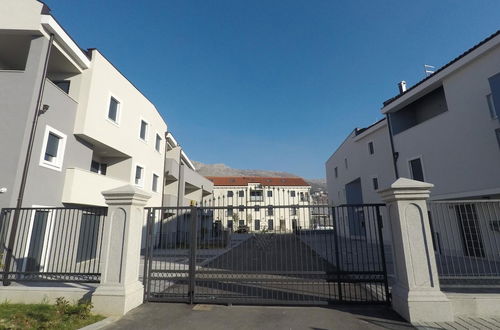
[142,204,390,305]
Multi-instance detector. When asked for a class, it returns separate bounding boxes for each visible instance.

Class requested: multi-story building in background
[206,177,311,232]
[0,0,211,211]
[326,30,500,204]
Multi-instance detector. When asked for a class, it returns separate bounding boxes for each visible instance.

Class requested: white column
[378,178,454,323]
[92,185,151,316]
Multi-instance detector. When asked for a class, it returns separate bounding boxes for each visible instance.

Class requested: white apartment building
[206,177,312,232]
[326,30,500,204]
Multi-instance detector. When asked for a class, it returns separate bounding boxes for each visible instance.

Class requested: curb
[79,316,120,330]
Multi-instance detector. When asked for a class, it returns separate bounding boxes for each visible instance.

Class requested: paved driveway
[104,303,413,330]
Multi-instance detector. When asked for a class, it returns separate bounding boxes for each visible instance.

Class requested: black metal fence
[428,200,500,285]
[0,207,107,283]
[143,204,389,305]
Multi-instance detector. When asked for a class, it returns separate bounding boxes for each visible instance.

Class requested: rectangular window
[254,220,260,231]
[268,219,274,231]
[267,190,272,197]
[409,158,425,182]
[344,158,348,169]
[368,141,374,155]
[334,167,338,178]
[228,191,234,198]
[155,134,162,152]
[239,205,244,212]
[90,160,107,175]
[76,213,101,262]
[290,191,296,197]
[108,97,119,123]
[254,206,260,212]
[53,80,70,94]
[39,126,67,171]
[267,207,274,216]
[372,177,379,190]
[238,220,245,226]
[488,73,500,119]
[280,219,285,230]
[487,94,498,119]
[238,190,244,197]
[290,207,297,216]
[250,190,263,201]
[135,166,144,186]
[227,220,233,230]
[152,174,159,192]
[140,120,148,141]
[227,207,234,217]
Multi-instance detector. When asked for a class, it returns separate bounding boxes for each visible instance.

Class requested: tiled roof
[206,176,310,187]
[383,30,500,107]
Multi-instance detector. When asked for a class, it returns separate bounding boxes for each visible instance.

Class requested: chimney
[398,81,407,94]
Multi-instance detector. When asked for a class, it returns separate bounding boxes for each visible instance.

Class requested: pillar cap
[378,177,433,202]
[102,185,151,206]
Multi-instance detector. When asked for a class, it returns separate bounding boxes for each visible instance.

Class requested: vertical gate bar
[376,206,390,304]
[332,206,342,302]
[188,205,197,304]
[143,208,154,301]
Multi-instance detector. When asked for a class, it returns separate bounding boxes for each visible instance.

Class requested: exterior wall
[325,120,395,206]
[209,185,312,232]
[390,43,500,200]
[0,0,44,32]
[73,50,167,207]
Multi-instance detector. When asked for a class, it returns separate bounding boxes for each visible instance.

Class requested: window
[344,158,348,169]
[90,160,107,175]
[239,205,244,212]
[280,219,285,229]
[135,166,144,186]
[409,158,425,182]
[140,120,148,141]
[267,190,272,197]
[368,141,374,155]
[152,174,159,192]
[290,191,296,197]
[39,126,67,171]
[108,97,120,123]
[155,134,162,152]
[238,190,244,197]
[487,94,497,119]
[238,220,245,226]
[76,213,101,262]
[53,80,70,94]
[334,167,338,178]
[372,177,379,190]
[290,207,297,216]
[254,220,260,231]
[227,220,233,230]
[228,191,234,198]
[250,190,263,201]
[254,206,260,212]
[227,207,234,217]
[268,219,274,231]
[267,207,274,216]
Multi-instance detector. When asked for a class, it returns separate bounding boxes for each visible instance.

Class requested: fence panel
[428,200,500,285]
[0,207,107,283]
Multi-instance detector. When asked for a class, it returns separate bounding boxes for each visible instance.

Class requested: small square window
[238,190,244,197]
[152,174,159,192]
[39,126,67,171]
[155,134,162,152]
[267,190,272,197]
[368,142,374,155]
[228,191,234,198]
[290,191,296,197]
[108,97,119,123]
[90,160,107,175]
[254,206,260,212]
[140,120,148,141]
[135,166,144,186]
[372,177,379,190]
[239,205,245,212]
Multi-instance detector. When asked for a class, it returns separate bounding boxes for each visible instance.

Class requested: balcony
[62,168,129,206]
[164,158,180,182]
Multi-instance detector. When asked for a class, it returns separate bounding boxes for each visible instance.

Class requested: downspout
[3,34,54,285]
[385,113,399,179]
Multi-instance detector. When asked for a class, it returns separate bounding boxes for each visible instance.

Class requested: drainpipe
[385,113,399,180]
[3,34,54,286]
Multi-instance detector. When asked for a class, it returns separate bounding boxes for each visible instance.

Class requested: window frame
[139,118,149,142]
[106,94,121,126]
[334,167,338,178]
[372,176,379,191]
[152,173,159,192]
[408,156,426,182]
[155,133,162,152]
[133,164,145,188]
[39,125,67,172]
[487,93,498,119]
[368,141,374,155]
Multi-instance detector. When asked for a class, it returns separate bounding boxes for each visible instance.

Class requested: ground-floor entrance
[142,204,390,305]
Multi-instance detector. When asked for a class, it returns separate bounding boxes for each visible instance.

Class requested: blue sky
[44,0,500,178]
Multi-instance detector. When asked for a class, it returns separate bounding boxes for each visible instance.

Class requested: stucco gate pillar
[92,185,151,316]
[378,178,453,323]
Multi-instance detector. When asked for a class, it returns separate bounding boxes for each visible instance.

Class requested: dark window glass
[227,220,233,230]
[100,163,107,175]
[254,206,260,212]
[155,134,161,151]
[239,205,244,212]
[254,220,260,231]
[227,191,234,198]
[334,167,338,178]
[238,190,244,197]
[135,166,143,185]
[90,160,99,173]
[227,207,234,217]
[140,120,148,140]
[268,219,274,231]
[372,177,379,190]
[488,73,500,118]
[76,213,101,262]
[44,133,60,161]
[267,207,273,216]
[267,190,272,197]
[152,174,159,192]
[345,158,348,169]
[290,191,296,197]
[53,80,70,94]
[26,211,49,272]
[108,97,119,122]
[238,220,245,226]
[369,142,374,155]
[409,158,424,182]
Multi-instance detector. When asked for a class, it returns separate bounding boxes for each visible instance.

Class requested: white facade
[207,177,312,232]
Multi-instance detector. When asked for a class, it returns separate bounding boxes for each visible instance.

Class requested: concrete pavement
[103,303,413,330]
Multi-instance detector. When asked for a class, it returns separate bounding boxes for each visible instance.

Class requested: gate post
[188,205,198,304]
[378,178,453,323]
[92,185,151,316]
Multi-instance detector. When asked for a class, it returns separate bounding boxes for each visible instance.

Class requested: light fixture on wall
[39,104,50,115]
